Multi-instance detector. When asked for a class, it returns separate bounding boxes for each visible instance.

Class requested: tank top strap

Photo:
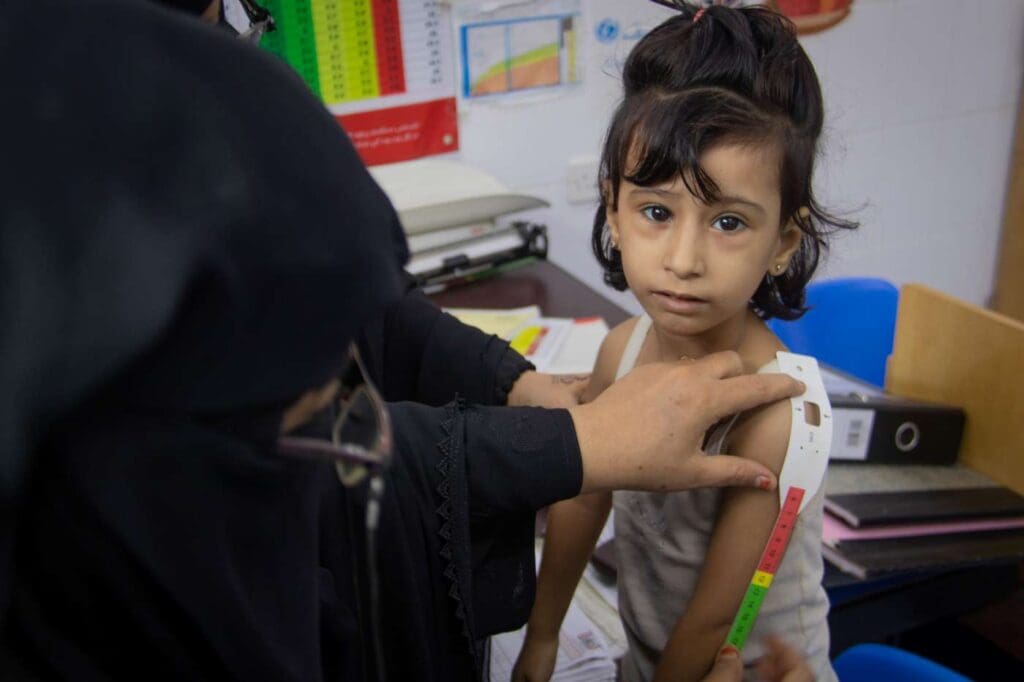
[615,314,652,380]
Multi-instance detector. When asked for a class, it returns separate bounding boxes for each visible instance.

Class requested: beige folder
[887,284,1024,494]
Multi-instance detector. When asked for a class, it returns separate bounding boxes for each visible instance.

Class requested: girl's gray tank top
[611,314,836,682]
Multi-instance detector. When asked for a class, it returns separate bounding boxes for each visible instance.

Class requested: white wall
[452,0,1024,314]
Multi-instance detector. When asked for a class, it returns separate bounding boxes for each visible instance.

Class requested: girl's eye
[712,215,746,233]
[641,205,672,222]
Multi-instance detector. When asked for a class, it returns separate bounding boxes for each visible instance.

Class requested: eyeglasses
[276,342,391,681]
[331,342,393,485]
[277,343,392,487]
[235,0,276,44]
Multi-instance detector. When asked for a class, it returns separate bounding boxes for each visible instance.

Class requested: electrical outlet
[566,156,599,205]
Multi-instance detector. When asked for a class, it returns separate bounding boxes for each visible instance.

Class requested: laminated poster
[456,0,582,99]
[260,0,458,165]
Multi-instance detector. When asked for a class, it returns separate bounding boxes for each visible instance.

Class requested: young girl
[513,4,855,681]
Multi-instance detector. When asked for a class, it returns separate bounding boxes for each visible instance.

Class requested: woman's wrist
[494,349,535,405]
[507,370,541,406]
[508,370,590,408]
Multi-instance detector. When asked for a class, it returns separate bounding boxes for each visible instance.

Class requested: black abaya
[0,1,583,680]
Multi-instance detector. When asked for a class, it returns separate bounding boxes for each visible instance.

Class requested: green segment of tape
[726,582,768,650]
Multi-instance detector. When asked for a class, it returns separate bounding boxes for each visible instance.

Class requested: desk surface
[427,259,631,327]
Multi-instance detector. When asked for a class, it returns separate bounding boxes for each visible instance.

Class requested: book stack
[822,464,1024,579]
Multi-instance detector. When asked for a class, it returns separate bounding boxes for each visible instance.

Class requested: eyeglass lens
[335,387,380,453]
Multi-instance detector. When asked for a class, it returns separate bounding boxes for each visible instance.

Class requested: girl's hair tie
[693,8,707,24]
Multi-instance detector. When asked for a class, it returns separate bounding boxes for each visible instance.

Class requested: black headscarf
[154,0,214,13]
[1,0,406,675]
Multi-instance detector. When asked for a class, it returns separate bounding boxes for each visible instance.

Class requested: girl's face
[607,141,801,341]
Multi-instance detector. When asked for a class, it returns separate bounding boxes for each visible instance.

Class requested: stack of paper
[446,305,541,340]
[488,599,617,682]
[508,317,575,373]
[548,317,610,375]
[446,306,608,374]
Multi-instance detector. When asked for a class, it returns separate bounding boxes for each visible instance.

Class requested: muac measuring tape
[725,352,832,651]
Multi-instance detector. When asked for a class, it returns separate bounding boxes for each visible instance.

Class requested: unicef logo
[595,18,619,43]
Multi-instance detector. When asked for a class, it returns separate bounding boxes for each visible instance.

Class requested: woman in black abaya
[0,1,805,680]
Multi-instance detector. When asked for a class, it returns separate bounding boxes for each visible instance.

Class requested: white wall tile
[945,0,1024,114]
[817,107,1017,305]
[814,128,889,277]
[937,107,1017,303]
[805,0,895,134]
[880,0,957,126]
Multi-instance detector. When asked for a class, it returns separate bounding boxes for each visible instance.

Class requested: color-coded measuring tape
[722,352,831,653]
[725,485,806,650]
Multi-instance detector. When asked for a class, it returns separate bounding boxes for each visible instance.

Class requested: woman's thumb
[701,645,744,682]
[691,454,777,491]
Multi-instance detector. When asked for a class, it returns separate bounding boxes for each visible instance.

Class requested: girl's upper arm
[654,399,793,680]
[696,399,793,619]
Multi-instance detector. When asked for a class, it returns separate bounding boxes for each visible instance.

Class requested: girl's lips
[652,291,709,314]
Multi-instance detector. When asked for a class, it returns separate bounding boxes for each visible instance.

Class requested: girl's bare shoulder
[728,317,794,473]
[583,316,643,402]
[739,314,788,373]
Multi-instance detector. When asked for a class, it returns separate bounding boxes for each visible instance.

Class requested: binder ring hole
[895,422,920,452]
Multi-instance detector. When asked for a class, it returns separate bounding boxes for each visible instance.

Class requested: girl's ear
[770,218,803,274]
[603,180,621,246]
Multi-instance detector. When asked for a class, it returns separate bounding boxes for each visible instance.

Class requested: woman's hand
[702,638,813,682]
[508,370,591,409]
[510,633,559,682]
[569,351,803,494]
[754,637,814,682]
[701,646,745,682]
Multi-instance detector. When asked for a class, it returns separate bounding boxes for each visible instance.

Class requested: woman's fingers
[685,350,745,380]
[687,454,777,491]
[573,355,798,494]
[709,372,804,422]
[701,646,744,682]
[755,636,814,682]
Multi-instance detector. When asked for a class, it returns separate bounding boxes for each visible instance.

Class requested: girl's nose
[662,224,705,279]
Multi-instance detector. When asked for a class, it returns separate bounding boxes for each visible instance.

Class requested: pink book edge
[822,511,1024,544]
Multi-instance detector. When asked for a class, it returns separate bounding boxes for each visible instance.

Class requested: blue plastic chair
[768,277,898,387]
[833,643,972,682]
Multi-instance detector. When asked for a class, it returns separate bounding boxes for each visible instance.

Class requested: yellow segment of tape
[752,570,774,588]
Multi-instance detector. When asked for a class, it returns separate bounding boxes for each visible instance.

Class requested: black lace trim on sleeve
[434,398,479,668]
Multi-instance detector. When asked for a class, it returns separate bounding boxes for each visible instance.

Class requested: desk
[426,259,1022,667]
[825,563,1019,656]
[428,259,631,327]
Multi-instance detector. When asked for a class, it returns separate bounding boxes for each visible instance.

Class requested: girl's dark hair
[592,2,857,320]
